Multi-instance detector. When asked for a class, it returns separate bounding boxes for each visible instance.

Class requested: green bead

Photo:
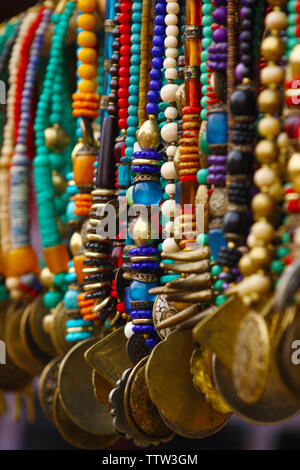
[197,168,209,184]
[126,186,134,206]
[200,63,207,73]
[271,259,284,274]
[202,4,214,14]
[203,16,213,26]
[203,26,213,38]
[211,264,222,276]
[215,294,227,306]
[201,109,208,120]
[49,153,65,171]
[287,26,296,37]
[202,38,212,49]
[201,50,209,62]
[287,37,298,51]
[214,280,224,291]
[201,96,208,108]
[200,73,209,85]
[53,272,67,287]
[197,233,208,245]
[277,246,290,258]
[200,131,209,155]
[281,232,290,244]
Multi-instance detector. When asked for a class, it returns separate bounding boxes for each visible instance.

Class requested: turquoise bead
[44,290,63,309]
[132,24,141,34]
[127,128,136,137]
[131,44,141,55]
[197,168,209,184]
[160,274,181,284]
[127,116,138,127]
[216,294,227,306]
[64,289,79,310]
[202,4,214,14]
[129,95,139,105]
[209,228,227,261]
[197,233,208,245]
[129,84,139,95]
[132,12,142,22]
[131,33,140,44]
[203,16,213,26]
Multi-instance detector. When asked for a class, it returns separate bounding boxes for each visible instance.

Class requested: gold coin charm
[39,357,61,424]
[58,337,116,436]
[124,357,174,446]
[152,295,177,339]
[232,312,270,404]
[191,347,232,415]
[146,329,230,438]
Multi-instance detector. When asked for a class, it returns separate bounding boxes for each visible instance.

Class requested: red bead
[180,175,197,182]
[284,255,294,265]
[119,56,131,67]
[118,118,128,129]
[118,77,129,87]
[116,302,125,313]
[120,33,131,45]
[120,45,131,56]
[119,107,128,118]
[119,66,129,77]
[117,88,129,98]
[211,23,219,31]
[119,13,131,23]
[119,23,131,34]
[118,98,128,108]
[120,2,132,13]
[183,106,201,114]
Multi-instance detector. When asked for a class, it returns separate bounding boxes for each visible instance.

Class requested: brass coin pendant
[124,356,174,446]
[39,357,61,424]
[58,337,115,436]
[92,369,113,405]
[146,329,230,439]
[53,390,119,450]
[27,295,56,357]
[191,347,232,415]
[44,301,72,357]
[232,312,270,404]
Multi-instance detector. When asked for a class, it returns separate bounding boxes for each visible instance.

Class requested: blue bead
[152,57,163,69]
[155,2,166,14]
[129,281,157,302]
[155,15,166,26]
[147,90,160,102]
[146,102,158,115]
[149,79,161,91]
[152,46,164,57]
[133,181,162,205]
[153,35,164,47]
[208,228,227,261]
[150,68,162,80]
[206,111,228,145]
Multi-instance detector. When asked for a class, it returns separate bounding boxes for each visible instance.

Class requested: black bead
[241,54,252,66]
[240,30,251,42]
[227,149,252,175]
[241,19,252,30]
[240,42,251,53]
[230,87,256,116]
[223,211,248,235]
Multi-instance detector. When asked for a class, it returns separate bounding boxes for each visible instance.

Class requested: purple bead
[214,0,227,4]
[213,27,227,43]
[209,165,226,174]
[241,6,253,19]
[212,7,227,25]
[217,62,227,70]
[232,267,240,275]
[208,155,227,165]
[235,62,249,82]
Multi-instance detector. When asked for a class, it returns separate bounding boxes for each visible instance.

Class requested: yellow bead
[239,254,256,276]
[255,139,277,164]
[258,116,281,139]
[261,36,284,61]
[251,193,275,218]
[265,11,287,30]
[78,79,97,93]
[251,220,274,242]
[249,246,272,268]
[78,63,97,79]
[77,47,97,64]
[261,65,284,86]
[78,31,97,48]
[258,89,282,114]
[77,13,97,30]
[77,0,97,13]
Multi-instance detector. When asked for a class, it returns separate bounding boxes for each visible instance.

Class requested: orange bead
[73,154,96,186]
[77,47,98,64]
[78,64,97,80]
[77,0,97,13]
[73,254,86,284]
[78,31,97,48]
[77,13,97,30]
[43,244,69,274]
[78,79,97,93]
[3,247,39,277]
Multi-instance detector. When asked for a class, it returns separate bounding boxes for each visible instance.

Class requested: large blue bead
[129,280,157,302]
[208,228,227,260]
[133,181,162,205]
[206,111,228,145]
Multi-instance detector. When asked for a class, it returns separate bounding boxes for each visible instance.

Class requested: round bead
[161,199,179,218]
[251,220,274,242]
[165,68,178,80]
[161,161,178,179]
[166,25,179,36]
[162,237,181,253]
[265,11,287,30]
[166,2,180,14]
[261,36,284,61]
[165,183,176,195]
[160,83,179,102]
[77,0,97,13]
[164,36,178,48]
[254,167,276,188]
[161,122,178,142]
[166,145,177,157]
[165,14,178,25]
[164,106,178,120]
[164,57,177,69]
[166,47,178,59]
[258,116,281,138]
[124,321,134,339]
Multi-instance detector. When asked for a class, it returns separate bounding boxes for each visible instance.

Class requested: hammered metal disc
[27,295,56,357]
[153,295,177,339]
[20,302,53,367]
[232,312,270,404]
[146,329,230,438]
[126,333,151,365]
[5,304,44,376]
[276,314,300,396]
[0,302,32,391]
[39,357,61,424]
[48,301,72,357]
[124,357,174,445]
[213,354,300,425]
[92,369,113,404]
[58,337,115,435]
[53,390,118,450]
